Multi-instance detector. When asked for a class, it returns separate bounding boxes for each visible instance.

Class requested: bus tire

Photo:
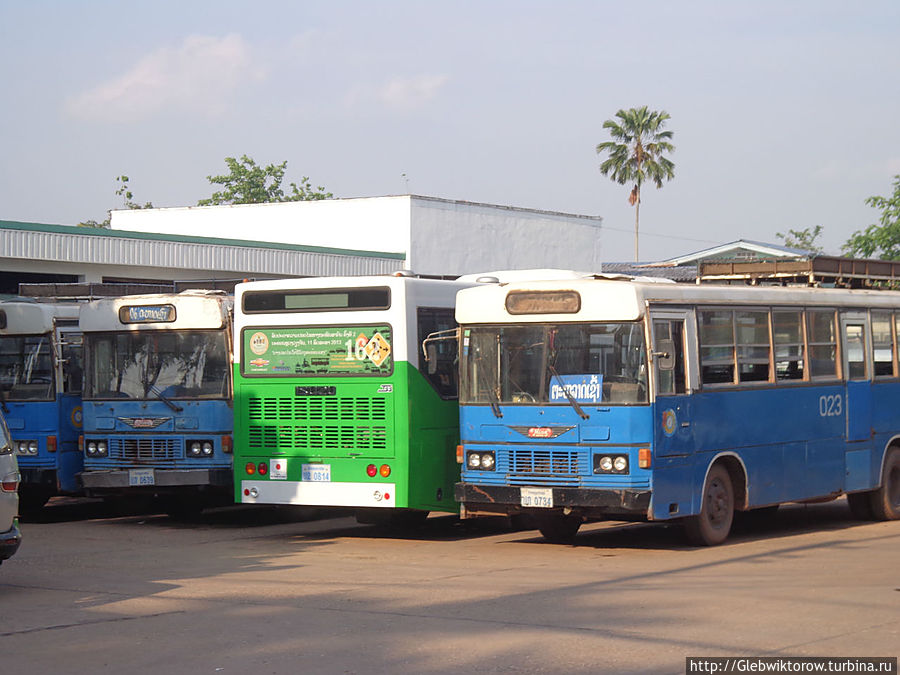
[869,448,900,521]
[684,464,734,546]
[846,492,875,520]
[535,513,581,544]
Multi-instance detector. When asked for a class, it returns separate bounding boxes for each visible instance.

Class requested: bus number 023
[819,394,842,417]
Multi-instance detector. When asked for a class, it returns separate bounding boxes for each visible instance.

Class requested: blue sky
[1,1,898,262]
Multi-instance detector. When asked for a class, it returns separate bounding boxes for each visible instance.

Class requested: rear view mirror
[654,339,675,371]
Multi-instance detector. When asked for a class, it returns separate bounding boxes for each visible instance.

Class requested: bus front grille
[510,449,579,476]
[109,438,181,462]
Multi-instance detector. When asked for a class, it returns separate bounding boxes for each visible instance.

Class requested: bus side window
[654,320,685,395]
[417,307,458,399]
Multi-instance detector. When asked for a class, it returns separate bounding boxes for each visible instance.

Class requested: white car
[0,412,22,565]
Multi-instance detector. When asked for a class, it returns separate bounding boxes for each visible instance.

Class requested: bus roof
[0,300,80,334]
[455,277,900,324]
[79,290,232,332]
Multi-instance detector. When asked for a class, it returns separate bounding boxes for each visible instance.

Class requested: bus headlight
[86,440,98,457]
[466,451,496,471]
[96,441,108,457]
[17,440,38,456]
[186,440,214,458]
[594,453,628,474]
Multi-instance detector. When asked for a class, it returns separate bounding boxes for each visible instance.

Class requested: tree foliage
[198,155,333,206]
[776,225,824,254]
[843,175,900,259]
[78,175,152,228]
[596,106,675,261]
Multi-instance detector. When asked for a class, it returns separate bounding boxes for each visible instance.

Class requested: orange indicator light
[245,462,256,475]
[638,448,651,469]
[380,464,391,478]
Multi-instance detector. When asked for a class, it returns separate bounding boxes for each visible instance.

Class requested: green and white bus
[233,275,472,522]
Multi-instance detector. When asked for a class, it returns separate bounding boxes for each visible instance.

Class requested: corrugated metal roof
[0,220,404,277]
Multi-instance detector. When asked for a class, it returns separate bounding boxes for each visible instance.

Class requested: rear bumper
[455,482,651,519]
[80,468,231,493]
[0,520,22,562]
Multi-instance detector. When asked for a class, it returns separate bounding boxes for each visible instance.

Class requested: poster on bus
[242,325,393,376]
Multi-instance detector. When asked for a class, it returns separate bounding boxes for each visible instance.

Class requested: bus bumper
[80,469,231,493]
[0,520,22,563]
[454,482,651,519]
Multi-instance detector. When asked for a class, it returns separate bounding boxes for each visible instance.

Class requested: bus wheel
[870,449,900,521]
[846,492,874,520]
[684,464,734,546]
[535,513,581,544]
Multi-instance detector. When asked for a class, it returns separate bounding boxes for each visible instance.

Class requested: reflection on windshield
[0,335,54,401]
[84,331,229,400]
[461,323,648,406]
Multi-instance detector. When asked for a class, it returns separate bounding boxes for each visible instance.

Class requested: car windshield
[461,323,648,406]
[84,330,229,400]
[0,335,55,401]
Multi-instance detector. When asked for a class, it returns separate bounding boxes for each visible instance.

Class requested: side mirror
[426,344,438,375]
[654,339,676,371]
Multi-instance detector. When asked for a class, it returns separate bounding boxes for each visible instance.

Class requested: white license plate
[301,463,331,482]
[129,469,155,486]
[520,487,553,508]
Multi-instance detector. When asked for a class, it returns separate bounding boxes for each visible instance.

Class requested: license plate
[520,487,553,508]
[301,463,331,482]
[129,469,155,486]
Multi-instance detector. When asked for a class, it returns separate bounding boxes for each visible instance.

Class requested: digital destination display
[119,305,177,324]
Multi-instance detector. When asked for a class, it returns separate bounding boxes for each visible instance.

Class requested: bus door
[650,311,695,457]
[841,312,874,492]
[649,310,697,519]
[54,326,83,493]
[841,313,872,442]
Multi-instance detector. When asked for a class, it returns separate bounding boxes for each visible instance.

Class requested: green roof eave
[0,219,405,261]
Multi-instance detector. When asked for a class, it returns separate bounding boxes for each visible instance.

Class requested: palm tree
[596,106,675,261]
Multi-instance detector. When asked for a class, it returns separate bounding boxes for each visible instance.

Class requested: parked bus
[78,290,233,517]
[453,276,900,544]
[0,299,83,513]
[233,275,470,523]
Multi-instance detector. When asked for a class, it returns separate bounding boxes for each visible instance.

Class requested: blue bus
[453,276,900,544]
[0,299,83,513]
[78,290,233,517]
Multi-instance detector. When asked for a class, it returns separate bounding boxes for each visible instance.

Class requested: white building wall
[408,198,603,276]
[111,197,412,255]
[111,196,603,277]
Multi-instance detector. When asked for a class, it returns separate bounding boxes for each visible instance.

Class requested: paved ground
[1,498,898,674]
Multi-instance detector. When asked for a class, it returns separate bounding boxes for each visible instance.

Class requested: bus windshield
[84,330,229,400]
[0,335,55,401]
[461,323,648,406]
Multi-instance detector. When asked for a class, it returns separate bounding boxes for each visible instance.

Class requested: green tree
[776,225,824,254]
[843,175,900,259]
[78,175,152,228]
[198,155,333,206]
[596,106,675,261]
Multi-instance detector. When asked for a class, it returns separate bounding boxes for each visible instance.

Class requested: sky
[1,1,899,263]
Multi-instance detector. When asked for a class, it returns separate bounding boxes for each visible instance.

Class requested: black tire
[535,513,582,544]
[869,448,900,521]
[846,492,875,520]
[684,464,734,546]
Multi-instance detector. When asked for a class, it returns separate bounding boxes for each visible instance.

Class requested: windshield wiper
[547,362,589,420]
[148,385,183,413]
[488,389,503,418]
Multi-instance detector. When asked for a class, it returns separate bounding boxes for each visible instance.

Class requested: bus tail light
[456,445,464,464]
[258,462,268,476]
[245,462,256,475]
[639,448,651,469]
[366,464,377,477]
[380,464,391,478]
[47,436,57,453]
[222,435,233,454]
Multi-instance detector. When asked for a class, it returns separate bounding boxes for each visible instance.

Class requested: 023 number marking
[819,394,843,417]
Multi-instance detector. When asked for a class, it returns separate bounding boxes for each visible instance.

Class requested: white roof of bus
[455,277,900,324]
[0,300,80,334]
[79,291,231,332]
